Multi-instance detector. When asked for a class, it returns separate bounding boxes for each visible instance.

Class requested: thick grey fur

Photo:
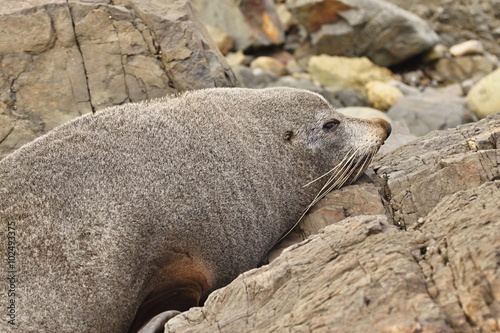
[0,87,388,332]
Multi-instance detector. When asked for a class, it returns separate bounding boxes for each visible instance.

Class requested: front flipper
[128,256,214,333]
[137,310,181,333]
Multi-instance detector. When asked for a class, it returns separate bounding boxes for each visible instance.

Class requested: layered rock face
[0,0,236,159]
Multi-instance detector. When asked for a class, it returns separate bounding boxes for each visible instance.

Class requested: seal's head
[257,88,391,207]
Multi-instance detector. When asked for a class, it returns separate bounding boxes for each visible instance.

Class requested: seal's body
[0,87,390,332]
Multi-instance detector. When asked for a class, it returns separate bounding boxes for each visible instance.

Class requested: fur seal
[0,87,390,332]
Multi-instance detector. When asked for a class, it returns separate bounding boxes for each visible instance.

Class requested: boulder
[385,0,500,57]
[334,89,370,107]
[165,113,500,333]
[250,56,288,76]
[337,106,391,122]
[467,67,500,119]
[225,51,250,67]
[206,24,234,55]
[308,55,393,93]
[365,80,403,111]
[424,55,494,85]
[191,0,284,51]
[232,66,280,89]
[276,2,299,31]
[286,0,439,67]
[449,40,485,57]
[387,91,469,136]
[0,0,236,159]
[421,43,449,63]
[337,107,415,155]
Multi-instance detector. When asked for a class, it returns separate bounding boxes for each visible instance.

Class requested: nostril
[372,118,392,139]
[385,122,392,138]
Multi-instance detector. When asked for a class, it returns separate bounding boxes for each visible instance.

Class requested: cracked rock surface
[0,0,236,159]
[166,114,500,332]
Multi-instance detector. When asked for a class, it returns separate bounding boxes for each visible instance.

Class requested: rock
[449,40,485,57]
[308,55,393,93]
[0,0,236,159]
[337,107,414,155]
[334,89,370,107]
[232,65,279,88]
[467,67,500,119]
[485,52,500,68]
[461,76,483,96]
[293,41,315,68]
[386,0,500,57]
[267,50,294,65]
[165,114,500,333]
[365,80,403,111]
[375,114,500,228]
[387,92,470,136]
[285,58,303,75]
[420,43,448,63]
[388,80,421,96]
[225,51,250,67]
[376,120,415,156]
[337,106,391,123]
[430,83,465,97]
[401,69,427,88]
[206,24,233,55]
[192,0,284,51]
[268,75,318,91]
[286,0,439,67]
[250,56,288,76]
[424,55,494,85]
[276,3,298,31]
[291,72,313,81]
[267,177,386,261]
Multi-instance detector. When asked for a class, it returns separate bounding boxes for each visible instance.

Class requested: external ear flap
[283,130,294,142]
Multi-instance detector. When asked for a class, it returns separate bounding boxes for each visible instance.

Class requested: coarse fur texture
[0,87,390,332]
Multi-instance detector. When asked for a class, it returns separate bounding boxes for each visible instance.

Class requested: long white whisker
[311,152,354,202]
[302,148,355,188]
[307,147,362,208]
[275,145,377,244]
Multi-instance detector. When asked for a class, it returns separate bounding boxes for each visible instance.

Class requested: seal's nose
[372,118,392,140]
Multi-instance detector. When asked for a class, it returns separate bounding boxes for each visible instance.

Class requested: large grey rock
[192,0,285,51]
[386,0,500,57]
[165,113,500,333]
[387,91,470,136]
[337,107,415,155]
[0,0,236,159]
[286,0,439,67]
[334,89,370,107]
[232,65,280,89]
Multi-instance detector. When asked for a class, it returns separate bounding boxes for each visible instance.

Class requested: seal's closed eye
[323,119,340,131]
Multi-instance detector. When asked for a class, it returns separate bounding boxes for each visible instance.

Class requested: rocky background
[1,0,499,332]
